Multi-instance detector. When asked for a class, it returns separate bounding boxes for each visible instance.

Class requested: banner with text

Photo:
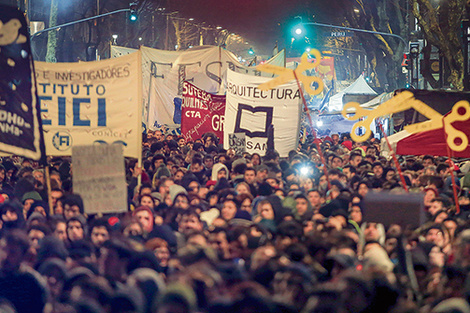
[35,51,142,157]
[72,145,127,215]
[111,45,286,130]
[0,6,46,161]
[181,81,225,143]
[224,70,301,157]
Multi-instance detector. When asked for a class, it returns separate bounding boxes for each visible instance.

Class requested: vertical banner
[181,81,225,143]
[35,51,142,158]
[0,6,46,161]
[72,145,127,215]
[224,70,301,157]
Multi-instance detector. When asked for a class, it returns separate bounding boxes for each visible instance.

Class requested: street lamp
[31,8,132,39]
[112,34,118,45]
[296,21,407,47]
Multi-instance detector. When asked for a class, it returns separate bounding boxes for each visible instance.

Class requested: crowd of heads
[1,129,470,312]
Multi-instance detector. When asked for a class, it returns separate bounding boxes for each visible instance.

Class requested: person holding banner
[1,31,470,310]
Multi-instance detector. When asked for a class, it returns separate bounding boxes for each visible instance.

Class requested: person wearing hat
[265,172,280,189]
[21,191,42,218]
[255,164,269,183]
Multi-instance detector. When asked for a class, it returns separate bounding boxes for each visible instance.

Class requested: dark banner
[0,5,45,162]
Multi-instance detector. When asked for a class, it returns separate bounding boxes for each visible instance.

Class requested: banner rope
[442,117,460,214]
[377,120,409,192]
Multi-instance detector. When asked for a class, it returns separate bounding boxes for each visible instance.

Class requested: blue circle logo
[52,131,73,151]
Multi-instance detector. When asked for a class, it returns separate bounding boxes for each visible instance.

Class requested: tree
[306,0,408,91]
[410,0,466,90]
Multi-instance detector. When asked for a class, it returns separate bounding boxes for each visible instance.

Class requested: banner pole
[45,165,54,216]
[137,48,143,187]
[442,117,460,214]
[293,70,330,190]
[377,121,409,192]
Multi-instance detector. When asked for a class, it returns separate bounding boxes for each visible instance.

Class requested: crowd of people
[1,129,470,313]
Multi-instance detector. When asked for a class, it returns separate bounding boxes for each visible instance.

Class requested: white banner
[35,51,142,158]
[111,45,286,130]
[224,70,301,157]
[72,145,127,215]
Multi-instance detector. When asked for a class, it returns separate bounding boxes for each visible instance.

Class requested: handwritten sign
[181,81,225,143]
[229,133,246,155]
[72,145,127,214]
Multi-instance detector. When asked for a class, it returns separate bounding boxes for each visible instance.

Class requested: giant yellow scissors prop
[342,90,470,152]
[256,50,324,96]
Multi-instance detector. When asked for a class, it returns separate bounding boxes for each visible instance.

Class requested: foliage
[410,0,467,90]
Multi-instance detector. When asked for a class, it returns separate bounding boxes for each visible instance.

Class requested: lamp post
[31,8,131,39]
[296,21,408,89]
[295,21,407,47]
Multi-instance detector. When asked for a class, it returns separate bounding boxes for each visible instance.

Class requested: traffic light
[402,53,411,70]
[409,42,420,56]
[129,2,138,22]
[248,48,254,55]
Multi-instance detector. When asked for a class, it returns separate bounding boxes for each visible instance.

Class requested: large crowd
[1,130,470,313]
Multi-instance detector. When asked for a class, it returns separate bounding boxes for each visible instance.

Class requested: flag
[0,6,46,163]
[319,86,333,112]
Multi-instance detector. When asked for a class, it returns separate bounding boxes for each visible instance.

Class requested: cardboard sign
[362,191,425,228]
[72,145,127,215]
[228,133,246,155]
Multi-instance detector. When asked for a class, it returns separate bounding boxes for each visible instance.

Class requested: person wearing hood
[0,229,47,313]
[0,200,26,232]
[210,163,229,183]
[255,195,288,232]
[294,194,314,222]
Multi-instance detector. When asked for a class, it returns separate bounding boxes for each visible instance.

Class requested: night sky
[167,0,322,54]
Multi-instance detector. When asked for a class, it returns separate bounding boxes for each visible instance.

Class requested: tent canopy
[329,74,377,111]
[380,90,470,158]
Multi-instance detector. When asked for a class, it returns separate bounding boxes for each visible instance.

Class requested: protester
[1,130,470,313]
